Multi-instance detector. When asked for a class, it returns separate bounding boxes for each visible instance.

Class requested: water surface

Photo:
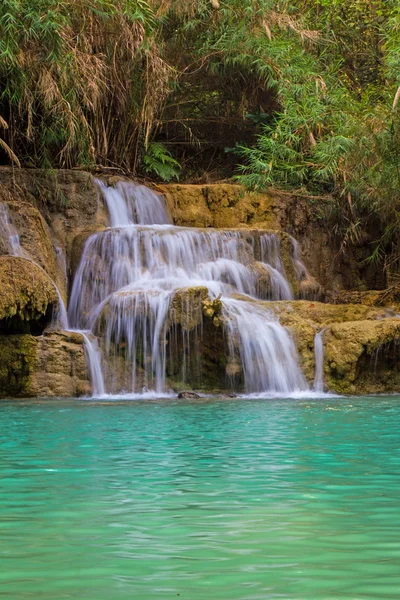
[1,395,400,599]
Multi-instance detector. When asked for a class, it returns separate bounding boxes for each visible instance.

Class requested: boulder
[170,286,209,330]
[177,391,200,399]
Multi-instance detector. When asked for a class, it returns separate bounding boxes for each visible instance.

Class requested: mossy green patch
[0,256,58,333]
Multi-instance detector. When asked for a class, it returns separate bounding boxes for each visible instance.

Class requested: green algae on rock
[0,256,59,334]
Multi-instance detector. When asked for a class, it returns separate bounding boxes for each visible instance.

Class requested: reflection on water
[1,396,400,599]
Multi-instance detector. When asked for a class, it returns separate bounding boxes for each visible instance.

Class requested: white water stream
[0,202,23,255]
[313,329,326,393]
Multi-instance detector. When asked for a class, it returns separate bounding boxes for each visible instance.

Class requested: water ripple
[0,395,400,599]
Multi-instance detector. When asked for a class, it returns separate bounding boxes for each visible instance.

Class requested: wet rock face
[324,319,400,394]
[93,286,229,395]
[170,286,209,330]
[0,256,58,335]
[0,168,108,299]
[0,332,89,398]
[30,331,90,397]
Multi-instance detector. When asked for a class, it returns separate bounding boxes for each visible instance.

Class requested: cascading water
[224,299,307,394]
[69,180,311,396]
[313,329,326,393]
[79,331,105,396]
[96,179,172,227]
[260,234,293,301]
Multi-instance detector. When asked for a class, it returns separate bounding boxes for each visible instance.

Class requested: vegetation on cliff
[0,0,399,265]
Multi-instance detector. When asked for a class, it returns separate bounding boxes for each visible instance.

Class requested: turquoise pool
[1,396,399,599]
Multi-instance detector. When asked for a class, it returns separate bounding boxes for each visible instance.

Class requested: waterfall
[67,180,312,396]
[223,299,308,394]
[259,233,293,300]
[95,179,172,227]
[0,181,316,397]
[313,329,326,393]
[80,331,105,396]
[52,288,69,330]
[0,202,23,256]
[291,237,309,282]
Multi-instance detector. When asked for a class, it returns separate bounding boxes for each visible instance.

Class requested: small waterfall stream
[0,203,23,256]
[68,181,310,396]
[224,298,307,394]
[313,329,326,393]
[79,331,106,396]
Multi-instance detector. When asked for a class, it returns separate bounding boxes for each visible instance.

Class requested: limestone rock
[0,168,108,292]
[170,286,209,330]
[202,294,223,327]
[325,319,400,394]
[0,331,90,398]
[158,184,282,229]
[0,256,58,334]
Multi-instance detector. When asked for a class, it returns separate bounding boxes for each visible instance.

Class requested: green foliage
[143,142,181,181]
[230,0,400,266]
[0,0,168,170]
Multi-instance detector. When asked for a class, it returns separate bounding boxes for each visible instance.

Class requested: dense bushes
[0,0,169,170]
[1,1,400,264]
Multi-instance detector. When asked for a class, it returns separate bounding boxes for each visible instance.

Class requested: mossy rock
[0,256,58,334]
[327,288,400,309]
[264,300,387,327]
[0,335,37,396]
[0,331,89,398]
[324,319,400,394]
[0,169,109,300]
[169,286,209,330]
